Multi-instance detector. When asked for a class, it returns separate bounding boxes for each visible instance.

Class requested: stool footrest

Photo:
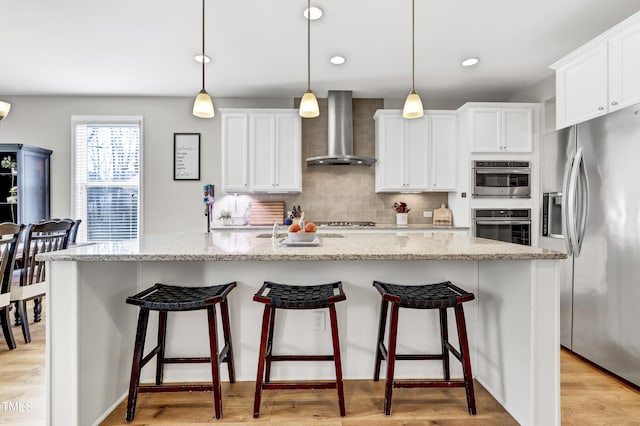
[396,354,445,361]
[141,345,162,367]
[270,354,334,362]
[164,357,211,364]
[445,342,462,361]
[262,381,337,390]
[394,380,467,389]
[138,384,214,393]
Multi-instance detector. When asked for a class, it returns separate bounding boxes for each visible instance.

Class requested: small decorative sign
[173,133,200,180]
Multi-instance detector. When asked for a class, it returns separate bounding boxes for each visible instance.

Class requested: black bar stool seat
[125,282,236,422]
[252,281,346,418]
[373,280,476,416]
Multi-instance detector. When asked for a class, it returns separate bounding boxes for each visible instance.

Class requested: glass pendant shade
[193,90,215,118]
[0,101,11,121]
[299,90,320,118]
[402,90,424,119]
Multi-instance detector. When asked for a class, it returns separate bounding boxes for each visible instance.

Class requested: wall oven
[473,208,531,246]
[473,161,531,198]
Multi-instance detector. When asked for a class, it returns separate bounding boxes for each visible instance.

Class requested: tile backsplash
[216,97,448,225]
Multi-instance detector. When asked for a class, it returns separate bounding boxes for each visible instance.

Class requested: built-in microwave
[472,161,531,198]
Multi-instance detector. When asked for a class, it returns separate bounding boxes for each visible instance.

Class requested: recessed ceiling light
[303,6,323,20]
[195,54,211,64]
[330,56,346,65]
[461,57,479,67]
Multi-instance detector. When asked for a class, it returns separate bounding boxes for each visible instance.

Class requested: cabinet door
[249,113,276,191]
[502,108,533,153]
[221,113,250,192]
[556,43,608,129]
[470,108,501,152]
[274,112,301,192]
[375,113,406,192]
[404,116,429,190]
[609,21,640,111]
[429,113,457,190]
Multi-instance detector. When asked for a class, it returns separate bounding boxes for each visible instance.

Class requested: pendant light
[299,0,319,118]
[0,101,10,124]
[192,0,214,118]
[402,0,424,119]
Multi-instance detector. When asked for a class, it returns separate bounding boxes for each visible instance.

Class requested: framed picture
[173,133,200,180]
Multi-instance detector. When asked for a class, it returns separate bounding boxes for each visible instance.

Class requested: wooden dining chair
[0,222,25,350]
[11,220,73,343]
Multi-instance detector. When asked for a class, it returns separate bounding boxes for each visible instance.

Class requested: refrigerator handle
[566,148,583,256]
[575,152,590,256]
[562,150,577,256]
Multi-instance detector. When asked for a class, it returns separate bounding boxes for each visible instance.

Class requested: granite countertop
[37,231,565,262]
[210,224,469,231]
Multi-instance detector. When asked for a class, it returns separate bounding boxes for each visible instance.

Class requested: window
[72,116,142,242]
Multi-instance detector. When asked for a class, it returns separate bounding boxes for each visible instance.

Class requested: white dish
[279,238,321,247]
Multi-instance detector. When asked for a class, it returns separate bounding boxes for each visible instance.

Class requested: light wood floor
[1,310,639,425]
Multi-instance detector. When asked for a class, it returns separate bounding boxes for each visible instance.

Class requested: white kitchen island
[39,231,565,426]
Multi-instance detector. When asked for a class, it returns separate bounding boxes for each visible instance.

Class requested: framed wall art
[173,133,200,180]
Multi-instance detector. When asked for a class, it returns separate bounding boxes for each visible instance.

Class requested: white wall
[0,95,292,234]
[509,74,555,103]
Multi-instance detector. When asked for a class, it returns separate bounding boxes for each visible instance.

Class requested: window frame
[71,115,144,242]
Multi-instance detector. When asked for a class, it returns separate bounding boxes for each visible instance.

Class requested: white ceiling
[1,0,639,101]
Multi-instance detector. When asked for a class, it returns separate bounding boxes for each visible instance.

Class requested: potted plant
[7,186,17,204]
[1,156,16,175]
[218,210,233,226]
[393,202,410,226]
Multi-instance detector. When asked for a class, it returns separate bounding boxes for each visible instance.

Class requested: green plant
[218,210,232,219]
[1,156,16,170]
[9,186,17,194]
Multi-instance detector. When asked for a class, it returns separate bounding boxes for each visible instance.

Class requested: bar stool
[125,282,236,422]
[252,281,346,418]
[373,280,476,416]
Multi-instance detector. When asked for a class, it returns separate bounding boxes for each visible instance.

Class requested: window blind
[73,117,142,242]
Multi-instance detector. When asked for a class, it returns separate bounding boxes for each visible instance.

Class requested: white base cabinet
[374,110,457,192]
[551,12,640,129]
[221,109,301,193]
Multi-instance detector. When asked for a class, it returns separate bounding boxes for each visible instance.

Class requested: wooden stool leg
[253,305,272,418]
[13,301,21,326]
[384,303,400,416]
[439,307,451,381]
[207,305,223,419]
[155,311,167,385]
[373,298,389,381]
[126,308,150,422]
[1,306,17,350]
[220,298,236,383]
[18,301,31,344]
[329,304,346,417]
[455,304,476,415]
[264,307,276,383]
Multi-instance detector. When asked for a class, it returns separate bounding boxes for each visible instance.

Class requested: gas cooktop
[316,221,376,227]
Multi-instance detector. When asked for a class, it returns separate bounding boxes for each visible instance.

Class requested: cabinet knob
[598,106,605,111]
[611,101,618,106]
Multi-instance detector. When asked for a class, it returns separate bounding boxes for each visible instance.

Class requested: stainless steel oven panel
[475,220,531,226]
[473,187,531,198]
[472,163,531,198]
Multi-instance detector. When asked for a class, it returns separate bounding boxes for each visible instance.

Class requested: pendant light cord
[201,0,206,91]
[411,0,415,92]
[307,0,311,92]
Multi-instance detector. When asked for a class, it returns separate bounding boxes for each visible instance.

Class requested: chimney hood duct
[306,90,377,166]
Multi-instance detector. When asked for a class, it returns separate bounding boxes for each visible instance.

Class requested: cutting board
[250,201,285,225]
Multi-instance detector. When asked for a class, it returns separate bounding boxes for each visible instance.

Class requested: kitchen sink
[255,233,345,238]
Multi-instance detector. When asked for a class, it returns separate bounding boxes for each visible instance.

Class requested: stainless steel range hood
[306,90,377,166]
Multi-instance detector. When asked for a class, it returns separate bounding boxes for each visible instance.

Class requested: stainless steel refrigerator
[540,102,640,387]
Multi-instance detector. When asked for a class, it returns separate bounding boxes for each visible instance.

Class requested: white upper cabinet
[552,13,640,129]
[221,109,301,193]
[469,106,534,153]
[374,110,457,192]
[221,112,249,192]
[429,112,457,190]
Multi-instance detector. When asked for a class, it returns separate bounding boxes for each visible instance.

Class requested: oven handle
[474,168,530,174]
[475,220,532,225]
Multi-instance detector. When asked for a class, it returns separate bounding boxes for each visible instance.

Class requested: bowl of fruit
[288,221,317,242]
